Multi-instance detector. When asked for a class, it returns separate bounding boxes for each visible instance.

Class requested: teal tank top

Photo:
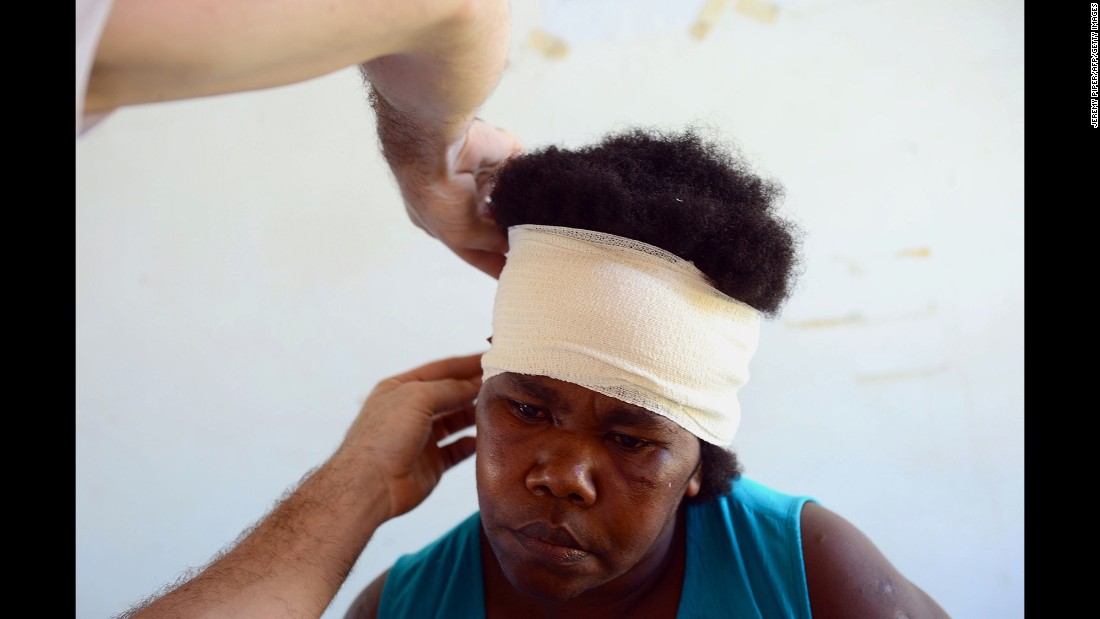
[377,477,816,618]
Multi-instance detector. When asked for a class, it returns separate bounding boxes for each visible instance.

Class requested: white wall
[75,1,1024,617]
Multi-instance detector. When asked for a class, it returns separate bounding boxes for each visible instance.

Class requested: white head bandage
[481,224,761,446]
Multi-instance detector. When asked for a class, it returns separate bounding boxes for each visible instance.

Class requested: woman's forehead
[486,372,686,436]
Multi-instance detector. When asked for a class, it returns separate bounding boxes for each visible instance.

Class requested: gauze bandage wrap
[481,224,761,446]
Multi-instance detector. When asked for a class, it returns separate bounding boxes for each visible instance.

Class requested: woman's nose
[524,438,597,506]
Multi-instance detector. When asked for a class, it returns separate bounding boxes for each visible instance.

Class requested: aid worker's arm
[86,0,505,114]
[362,1,521,279]
[121,354,481,619]
[87,0,520,279]
[801,502,952,619]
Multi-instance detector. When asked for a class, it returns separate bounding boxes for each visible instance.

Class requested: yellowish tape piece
[785,313,868,329]
[896,247,932,259]
[527,28,569,59]
[734,0,779,24]
[690,0,729,40]
[785,302,939,330]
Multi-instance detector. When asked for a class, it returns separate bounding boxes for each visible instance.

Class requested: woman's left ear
[685,461,703,498]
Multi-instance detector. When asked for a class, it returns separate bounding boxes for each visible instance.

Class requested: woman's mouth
[511,522,589,564]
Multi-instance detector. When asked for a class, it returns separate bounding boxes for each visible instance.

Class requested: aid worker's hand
[335,353,482,520]
[122,353,483,618]
[394,119,523,279]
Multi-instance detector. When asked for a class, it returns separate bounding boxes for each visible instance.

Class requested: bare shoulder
[343,569,390,619]
[800,502,951,619]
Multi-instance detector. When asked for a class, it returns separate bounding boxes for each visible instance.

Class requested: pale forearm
[127,455,388,619]
[362,0,512,166]
[86,0,493,113]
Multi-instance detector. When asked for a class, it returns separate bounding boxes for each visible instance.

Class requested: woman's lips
[512,522,588,564]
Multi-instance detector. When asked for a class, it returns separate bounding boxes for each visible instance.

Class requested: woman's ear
[685,460,703,498]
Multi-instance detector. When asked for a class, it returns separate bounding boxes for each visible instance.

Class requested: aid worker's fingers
[453,120,524,178]
[390,353,485,384]
[390,378,480,427]
[347,368,478,452]
[452,245,506,279]
[431,404,476,442]
[439,435,477,469]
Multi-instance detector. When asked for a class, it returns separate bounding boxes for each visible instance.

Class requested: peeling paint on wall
[786,313,868,329]
[734,0,780,24]
[833,246,932,273]
[785,301,938,329]
[690,0,730,40]
[896,247,932,259]
[527,28,570,59]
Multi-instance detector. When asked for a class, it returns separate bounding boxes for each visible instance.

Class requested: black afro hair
[488,127,803,317]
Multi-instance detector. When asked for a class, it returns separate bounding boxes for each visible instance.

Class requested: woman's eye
[507,400,545,421]
[610,433,649,451]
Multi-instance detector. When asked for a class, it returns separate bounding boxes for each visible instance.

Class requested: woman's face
[475,372,703,602]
